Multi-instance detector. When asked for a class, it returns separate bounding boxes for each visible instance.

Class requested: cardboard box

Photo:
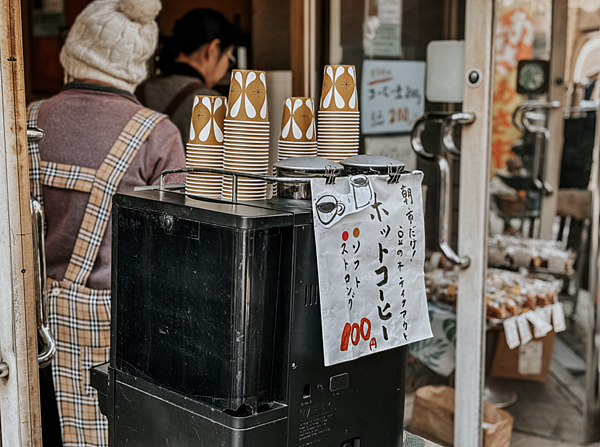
[410,385,514,447]
[490,328,556,382]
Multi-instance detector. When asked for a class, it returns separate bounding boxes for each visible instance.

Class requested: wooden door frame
[454,1,495,446]
[290,0,317,98]
[0,0,42,445]
[539,0,569,239]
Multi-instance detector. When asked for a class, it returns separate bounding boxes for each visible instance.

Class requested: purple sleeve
[139,118,186,186]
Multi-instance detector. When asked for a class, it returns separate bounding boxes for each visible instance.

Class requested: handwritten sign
[363,0,403,58]
[311,172,433,366]
[361,60,425,135]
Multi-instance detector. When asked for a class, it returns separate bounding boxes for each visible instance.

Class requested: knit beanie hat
[60,0,162,93]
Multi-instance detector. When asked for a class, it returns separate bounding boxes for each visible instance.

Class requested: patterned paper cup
[226,70,269,122]
[319,65,358,112]
[280,97,316,143]
[188,95,227,145]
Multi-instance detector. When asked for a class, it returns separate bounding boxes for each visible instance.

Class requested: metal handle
[511,100,560,196]
[441,112,476,157]
[27,127,44,143]
[30,196,56,369]
[411,113,473,268]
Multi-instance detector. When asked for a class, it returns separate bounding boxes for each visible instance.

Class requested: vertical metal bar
[539,0,568,238]
[586,92,600,443]
[232,174,238,204]
[454,0,494,446]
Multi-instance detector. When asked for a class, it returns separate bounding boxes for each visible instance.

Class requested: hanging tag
[539,306,552,325]
[517,315,533,345]
[552,303,567,333]
[525,310,553,338]
[503,317,520,349]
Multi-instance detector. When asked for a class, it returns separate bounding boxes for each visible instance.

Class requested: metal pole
[585,96,600,444]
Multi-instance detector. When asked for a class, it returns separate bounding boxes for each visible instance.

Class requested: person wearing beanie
[27,0,185,446]
[137,8,238,145]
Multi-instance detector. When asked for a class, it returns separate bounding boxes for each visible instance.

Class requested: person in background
[137,8,238,144]
[27,0,185,445]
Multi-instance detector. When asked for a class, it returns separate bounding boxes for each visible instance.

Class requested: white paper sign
[503,317,520,349]
[518,340,544,375]
[552,303,567,333]
[516,315,533,345]
[526,310,553,338]
[363,0,403,57]
[361,60,425,135]
[311,172,433,366]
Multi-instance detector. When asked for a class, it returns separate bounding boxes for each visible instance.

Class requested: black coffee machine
[92,159,408,447]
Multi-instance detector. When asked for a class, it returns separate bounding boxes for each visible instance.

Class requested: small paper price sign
[361,60,425,135]
[311,172,433,366]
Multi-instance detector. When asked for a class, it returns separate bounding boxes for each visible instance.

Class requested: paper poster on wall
[363,0,402,58]
[361,59,425,135]
[311,172,433,366]
[32,0,65,37]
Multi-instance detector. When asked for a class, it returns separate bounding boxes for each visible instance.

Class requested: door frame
[454,1,495,445]
[0,0,42,445]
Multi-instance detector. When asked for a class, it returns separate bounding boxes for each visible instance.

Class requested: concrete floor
[404,289,598,447]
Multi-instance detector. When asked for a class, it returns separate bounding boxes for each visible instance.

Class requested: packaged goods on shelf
[488,234,576,274]
[425,267,561,321]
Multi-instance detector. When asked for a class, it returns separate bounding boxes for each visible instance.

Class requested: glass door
[328,1,495,445]
[328,0,600,445]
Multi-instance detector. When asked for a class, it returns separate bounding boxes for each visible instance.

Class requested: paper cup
[319,65,358,112]
[227,70,269,122]
[188,96,227,145]
[280,97,316,143]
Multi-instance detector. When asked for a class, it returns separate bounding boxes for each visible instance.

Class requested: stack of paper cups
[222,69,270,201]
[186,95,226,198]
[317,65,360,162]
[278,97,317,160]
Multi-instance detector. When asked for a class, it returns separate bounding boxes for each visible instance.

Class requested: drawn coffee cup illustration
[316,194,346,227]
[349,175,373,209]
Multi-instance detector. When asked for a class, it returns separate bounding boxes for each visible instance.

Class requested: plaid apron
[27,101,166,447]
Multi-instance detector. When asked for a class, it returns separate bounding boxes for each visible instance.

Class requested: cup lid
[274,155,343,175]
[339,154,406,173]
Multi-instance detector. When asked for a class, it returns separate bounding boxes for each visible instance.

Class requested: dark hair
[158,9,237,76]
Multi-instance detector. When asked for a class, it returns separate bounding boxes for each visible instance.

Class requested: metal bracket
[411,112,475,269]
[324,165,338,185]
[159,167,345,203]
[387,164,403,184]
[0,361,8,379]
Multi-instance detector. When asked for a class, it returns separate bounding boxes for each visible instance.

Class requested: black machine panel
[103,189,407,446]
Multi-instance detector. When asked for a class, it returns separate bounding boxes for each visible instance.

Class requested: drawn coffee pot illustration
[315,175,374,228]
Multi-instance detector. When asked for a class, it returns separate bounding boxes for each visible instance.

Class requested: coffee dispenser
[92,162,408,446]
